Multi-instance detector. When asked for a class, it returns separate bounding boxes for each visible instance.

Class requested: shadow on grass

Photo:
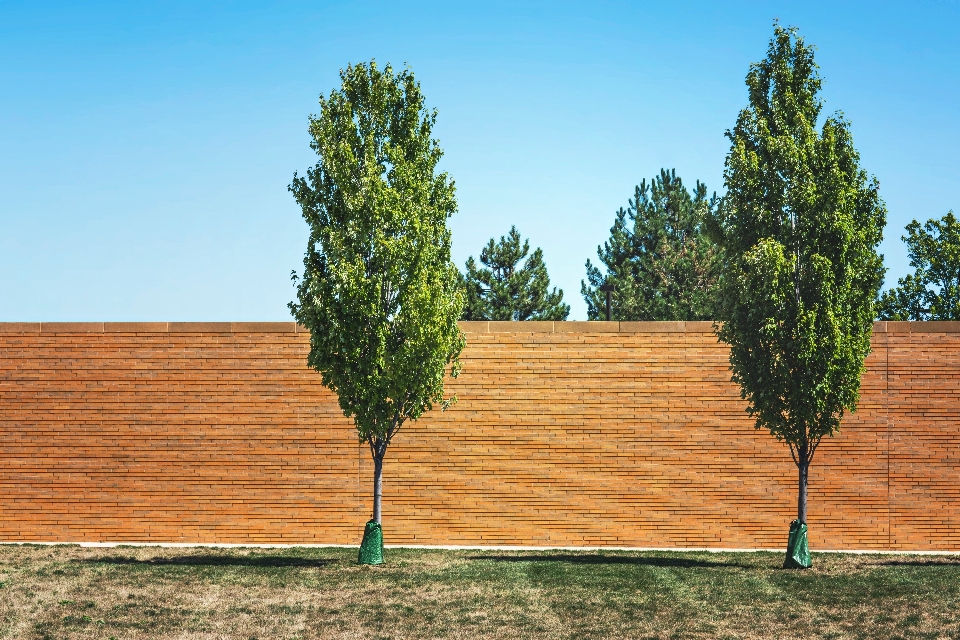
[79,555,337,568]
[879,559,960,567]
[468,554,750,569]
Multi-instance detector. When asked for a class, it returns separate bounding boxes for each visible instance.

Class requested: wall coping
[0,321,958,334]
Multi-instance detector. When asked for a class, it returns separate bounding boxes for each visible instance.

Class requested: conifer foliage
[582,169,721,321]
[461,226,570,321]
[713,25,885,562]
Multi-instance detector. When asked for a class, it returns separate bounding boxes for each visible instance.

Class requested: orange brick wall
[0,321,957,551]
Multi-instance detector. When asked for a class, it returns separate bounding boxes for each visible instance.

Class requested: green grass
[0,544,957,639]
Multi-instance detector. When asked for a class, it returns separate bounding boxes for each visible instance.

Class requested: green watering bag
[358,520,384,565]
[783,519,812,569]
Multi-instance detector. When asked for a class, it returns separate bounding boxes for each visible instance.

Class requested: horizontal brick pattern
[0,321,957,550]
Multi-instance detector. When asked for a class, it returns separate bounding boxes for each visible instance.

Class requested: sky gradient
[2,1,958,320]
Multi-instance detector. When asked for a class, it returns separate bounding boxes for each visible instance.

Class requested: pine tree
[582,169,721,320]
[462,226,569,321]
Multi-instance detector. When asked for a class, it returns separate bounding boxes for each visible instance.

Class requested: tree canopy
[461,226,569,321]
[582,169,721,321]
[712,25,886,557]
[288,61,465,533]
[878,211,960,320]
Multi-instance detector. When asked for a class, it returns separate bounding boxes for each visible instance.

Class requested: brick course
[0,321,957,551]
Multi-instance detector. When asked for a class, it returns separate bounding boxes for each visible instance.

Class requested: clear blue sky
[2,1,958,320]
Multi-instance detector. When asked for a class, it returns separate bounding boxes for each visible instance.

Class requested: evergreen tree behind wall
[582,169,721,321]
[461,226,570,321]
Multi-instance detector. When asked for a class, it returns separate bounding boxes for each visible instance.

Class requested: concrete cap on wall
[0,322,304,334]
[1,321,959,334]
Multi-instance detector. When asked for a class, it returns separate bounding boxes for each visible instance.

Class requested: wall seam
[886,331,892,549]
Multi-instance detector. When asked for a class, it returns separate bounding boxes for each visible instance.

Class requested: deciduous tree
[582,169,721,320]
[712,26,886,567]
[461,226,569,321]
[289,61,465,561]
[878,211,960,320]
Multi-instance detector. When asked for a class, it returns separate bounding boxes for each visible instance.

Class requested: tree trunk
[796,443,809,524]
[372,453,384,524]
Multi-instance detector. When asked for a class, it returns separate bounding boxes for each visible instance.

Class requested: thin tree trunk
[796,442,809,524]
[372,454,384,524]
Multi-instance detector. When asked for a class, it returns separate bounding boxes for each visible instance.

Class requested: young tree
[581,169,721,321]
[878,211,960,320]
[289,61,465,562]
[712,26,886,568]
[461,226,570,320]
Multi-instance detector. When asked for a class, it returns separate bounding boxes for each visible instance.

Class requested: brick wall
[0,321,957,551]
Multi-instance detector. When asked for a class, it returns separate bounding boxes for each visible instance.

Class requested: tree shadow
[79,555,337,568]
[467,554,749,569]
[878,559,960,568]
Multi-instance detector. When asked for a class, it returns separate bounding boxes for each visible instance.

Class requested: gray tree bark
[368,421,399,526]
[795,441,810,524]
[372,454,384,524]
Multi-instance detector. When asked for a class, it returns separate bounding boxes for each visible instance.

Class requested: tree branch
[808,434,824,465]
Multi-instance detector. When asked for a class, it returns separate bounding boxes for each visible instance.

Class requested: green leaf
[714,25,885,461]
[289,60,465,451]
[878,211,960,320]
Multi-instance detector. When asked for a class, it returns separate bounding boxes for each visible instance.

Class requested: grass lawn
[0,544,957,639]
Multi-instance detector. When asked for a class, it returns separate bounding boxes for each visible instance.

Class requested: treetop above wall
[1,321,960,335]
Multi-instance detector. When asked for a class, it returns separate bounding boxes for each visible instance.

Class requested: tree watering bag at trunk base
[784,520,811,569]
[358,520,384,565]
[291,62,465,569]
